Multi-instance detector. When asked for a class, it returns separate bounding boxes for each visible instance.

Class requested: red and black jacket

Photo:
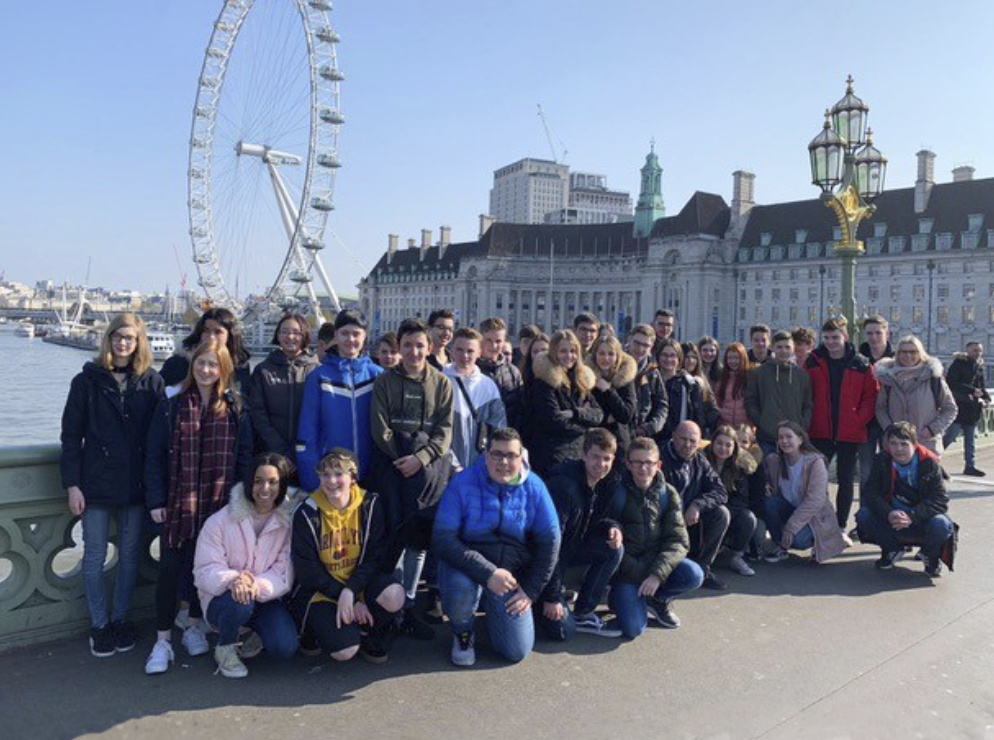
[805,343,878,443]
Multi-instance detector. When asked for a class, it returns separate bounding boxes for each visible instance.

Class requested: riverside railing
[3,407,994,652]
[0,445,156,652]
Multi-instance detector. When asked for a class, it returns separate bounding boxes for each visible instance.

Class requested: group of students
[59,304,971,675]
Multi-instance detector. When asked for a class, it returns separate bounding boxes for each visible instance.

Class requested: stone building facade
[360,148,994,374]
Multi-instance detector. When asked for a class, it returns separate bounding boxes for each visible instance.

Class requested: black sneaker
[646,597,681,629]
[299,630,321,656]
[963,466,986,477]
[360,631,390,664]
[701,571,728,591]
[89,626,116,658]
[875,550,903,570]
[111,621,136,653]
[395,610,435,641]
[924,556,943,578]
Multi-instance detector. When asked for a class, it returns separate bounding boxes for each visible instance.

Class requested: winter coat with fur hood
[528,353,604,475]
[874,357,957,455]
[587,352,638,453]
[193,482,295,619]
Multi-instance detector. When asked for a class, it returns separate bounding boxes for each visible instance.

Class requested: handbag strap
[453,376,480,421]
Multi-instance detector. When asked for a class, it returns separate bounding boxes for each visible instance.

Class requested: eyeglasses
[111,333,138,345]
[488,451,521,462]
[279,328,303,337]
[631,339,653,350]
[627,458,658,468]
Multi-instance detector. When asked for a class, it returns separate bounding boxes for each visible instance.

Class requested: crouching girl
[290,449,404,663]
[193,453,299,678]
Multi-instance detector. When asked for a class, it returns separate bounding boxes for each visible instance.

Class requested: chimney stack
[915,150,936,213]
[952,165,975,183]
[407,238,416,248]
[731,170,755,218]
[421,229,432,249]
[439,225,451,259]
[387,233,398,264]
[479,214,496,238]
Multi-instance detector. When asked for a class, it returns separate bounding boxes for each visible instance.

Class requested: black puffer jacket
[608,470,689,584]
[527,354,604,475]
[477,354,525,431]
[248,348,318,458]
[541,460,621,602]
[588,353,639,454]
[660,441,728,513]
[60,362,165,507]
[633,359,668,439]
[658,372,709,443]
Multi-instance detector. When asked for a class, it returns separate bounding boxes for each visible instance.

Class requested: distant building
[362,146,994,374]
[544,172,633,225]
[489,158,569,224]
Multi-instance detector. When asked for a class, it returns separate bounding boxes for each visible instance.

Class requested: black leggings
[306,573,399,653]
[156,540,201,632]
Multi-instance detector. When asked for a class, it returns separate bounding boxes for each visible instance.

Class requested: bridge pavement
[3,446,994,740]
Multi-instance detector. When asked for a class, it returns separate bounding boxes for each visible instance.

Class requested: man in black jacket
[857,315,895,489]
[855,422,955,577]
[942,342,990,476]
[661,421,730,590]
[538,429,624,640]
[477,317,525,431]
[627,323,668,438]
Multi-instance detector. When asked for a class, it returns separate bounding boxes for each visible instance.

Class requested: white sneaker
[451,631,476,667]
[144,639,174,675]
[182,625,210,657]
[214,644,248,678]
[729,553,756,577]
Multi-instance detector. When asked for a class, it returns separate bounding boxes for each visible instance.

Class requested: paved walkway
[4,447,994,740]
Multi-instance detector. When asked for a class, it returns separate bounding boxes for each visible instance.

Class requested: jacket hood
[322,348,374,368]
[736,448,758,475]
[585,351,638,388]
[533,351,596,394]
[952,352,983,366]
[265,347,318,368]
[477,354,507,372]
[226,481,295,526]
[810,342,868,370]
[874,356,944,384]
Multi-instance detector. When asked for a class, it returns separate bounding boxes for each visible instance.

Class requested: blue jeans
[438,562,535,663]
[205,591,298,658]
[942,422,976,468]
[81,504,144,629]
[763,495,815,550]
[855,508,954,560]
[608,559,704,639]
[395,548,427,609]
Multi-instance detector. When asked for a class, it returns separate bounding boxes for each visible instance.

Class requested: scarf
[165,386,237,549]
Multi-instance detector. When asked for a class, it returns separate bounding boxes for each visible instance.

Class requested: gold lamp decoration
[808,75,888,338]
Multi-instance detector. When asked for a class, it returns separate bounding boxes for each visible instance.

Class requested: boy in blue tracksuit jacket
[296,310,383,491]
[432,428,560,666]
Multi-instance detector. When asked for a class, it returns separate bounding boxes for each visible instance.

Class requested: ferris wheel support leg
[308,253,342,314]
[266,161,301,242]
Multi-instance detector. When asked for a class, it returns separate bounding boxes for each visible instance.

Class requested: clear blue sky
[2,1,991,298]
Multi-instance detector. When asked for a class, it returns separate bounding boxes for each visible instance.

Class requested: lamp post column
[837,244,860,344]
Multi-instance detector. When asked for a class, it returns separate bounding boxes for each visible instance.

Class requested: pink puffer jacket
[193,482,295,619]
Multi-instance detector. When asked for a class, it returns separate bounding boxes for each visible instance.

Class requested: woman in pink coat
[194,453,298,678]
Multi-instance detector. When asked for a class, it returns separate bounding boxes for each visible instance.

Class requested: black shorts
[307,573,398,653]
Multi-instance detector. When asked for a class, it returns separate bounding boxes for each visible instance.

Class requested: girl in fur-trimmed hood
[586,335,639,455]
[527,330,604,475]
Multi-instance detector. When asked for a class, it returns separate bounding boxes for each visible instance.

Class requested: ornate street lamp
[808,75,888,340]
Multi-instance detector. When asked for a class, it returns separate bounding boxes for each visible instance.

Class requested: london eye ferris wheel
[187,0,344,321]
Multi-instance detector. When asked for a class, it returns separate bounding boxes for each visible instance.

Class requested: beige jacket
[764,452,846,563]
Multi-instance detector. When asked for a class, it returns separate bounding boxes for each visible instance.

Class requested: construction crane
[171,243,188,292]
[537,104,568,164]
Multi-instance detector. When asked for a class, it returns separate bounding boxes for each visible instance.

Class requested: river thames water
[0,327,199,447]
